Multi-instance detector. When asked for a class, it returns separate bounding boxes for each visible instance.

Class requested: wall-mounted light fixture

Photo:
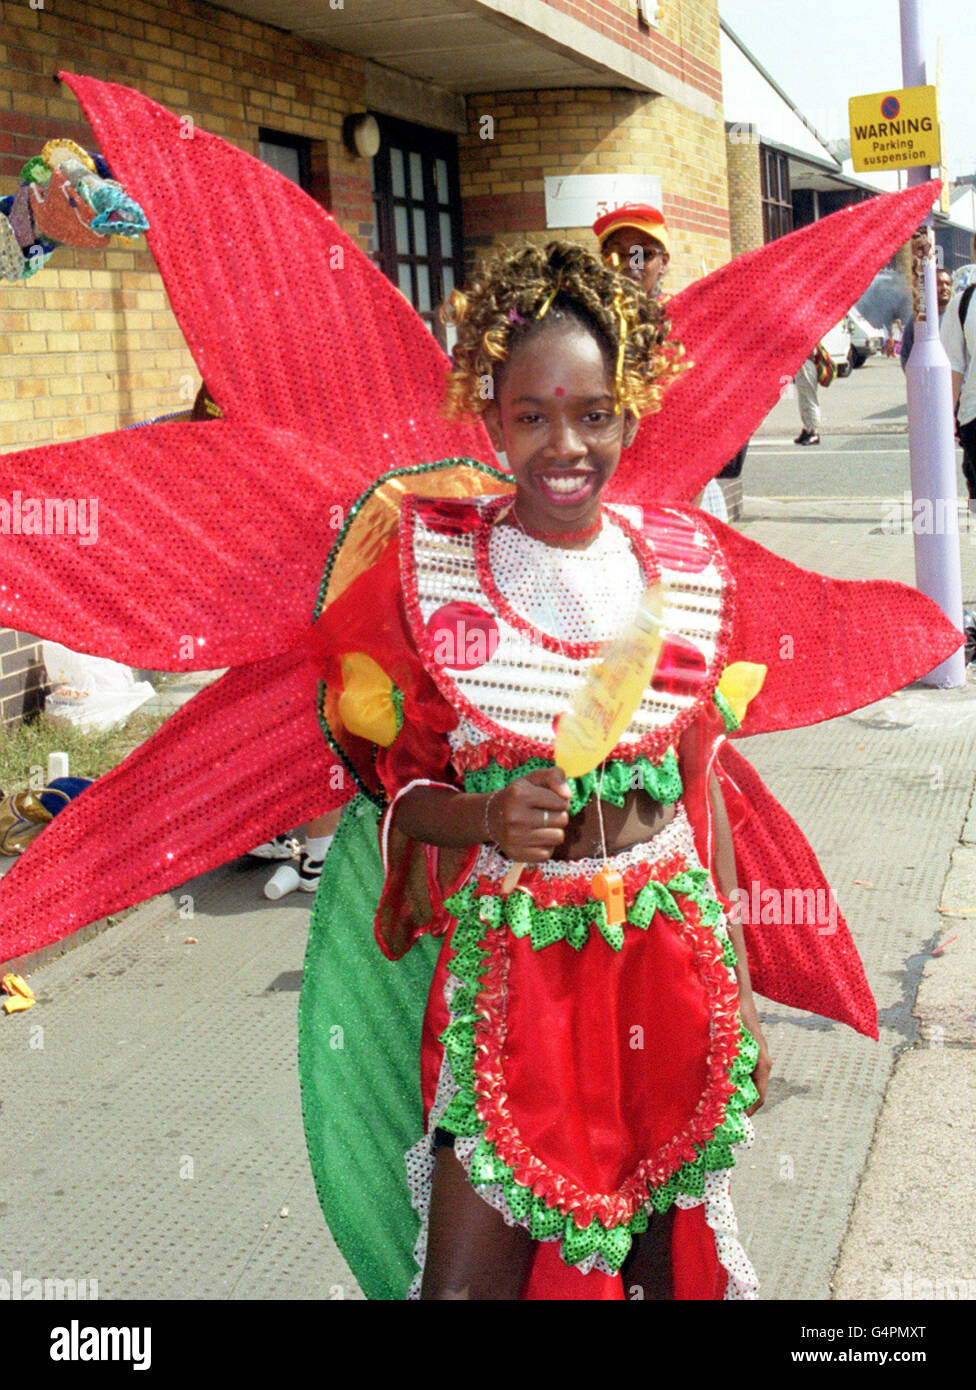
[637,0,663,26]
[342,112,381,160]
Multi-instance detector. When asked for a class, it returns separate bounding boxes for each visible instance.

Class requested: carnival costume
[0,135,147,282]
[0,75,961,1300]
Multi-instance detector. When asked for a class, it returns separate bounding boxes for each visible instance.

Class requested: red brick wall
[0,628,46,726]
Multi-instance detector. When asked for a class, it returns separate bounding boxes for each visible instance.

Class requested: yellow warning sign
[848,86,940,171]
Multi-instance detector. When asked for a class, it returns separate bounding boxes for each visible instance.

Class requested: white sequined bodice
[402,493,731,763]
[487,522,645,644]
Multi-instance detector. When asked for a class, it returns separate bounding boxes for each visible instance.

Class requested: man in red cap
[594,201,740,515]
[593,202,671,298]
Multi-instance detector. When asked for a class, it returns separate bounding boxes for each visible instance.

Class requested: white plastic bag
[43,641,156,731]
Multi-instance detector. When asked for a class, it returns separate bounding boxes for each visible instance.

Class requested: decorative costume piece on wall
[0,135,147,281]
[0,75,961,1300]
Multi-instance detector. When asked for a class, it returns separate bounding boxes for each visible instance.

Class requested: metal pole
[900,0,965,685]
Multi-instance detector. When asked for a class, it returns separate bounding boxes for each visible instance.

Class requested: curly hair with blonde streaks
[442,240,688,420]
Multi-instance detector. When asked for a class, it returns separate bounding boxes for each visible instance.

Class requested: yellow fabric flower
[717,661,767,725]
[337,652,399,747]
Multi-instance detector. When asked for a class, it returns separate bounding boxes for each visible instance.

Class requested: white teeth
[542,474,591,494]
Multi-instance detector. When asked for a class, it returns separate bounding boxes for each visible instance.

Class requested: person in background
[592,202,670,299]
[793,353,821,446]
[251,806,343,898]
[940,269,976,506]
[593,204,728,518]
[950,232,976,294]
[900,268,952,370]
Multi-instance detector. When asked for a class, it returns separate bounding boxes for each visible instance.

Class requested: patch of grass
[0,709,171,793]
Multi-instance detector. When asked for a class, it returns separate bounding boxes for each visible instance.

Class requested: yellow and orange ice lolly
[501,584,666,900]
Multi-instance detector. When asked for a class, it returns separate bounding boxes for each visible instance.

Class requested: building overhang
[217,0,720,119]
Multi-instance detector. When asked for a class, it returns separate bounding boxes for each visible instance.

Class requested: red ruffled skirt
[405,805,760,1299]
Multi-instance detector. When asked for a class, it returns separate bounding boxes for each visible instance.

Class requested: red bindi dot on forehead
[554,386,565,396]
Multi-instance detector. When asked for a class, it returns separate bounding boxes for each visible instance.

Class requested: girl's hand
[486,767,571,862]
[737,991,771,1116]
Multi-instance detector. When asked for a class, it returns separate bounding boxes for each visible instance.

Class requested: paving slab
[831,1050,976,1301]
[731,500,976,1300]
[937,845,976,918]
[730,693,976,1298]
[914,928,976,1048]
[0,862,362,1300]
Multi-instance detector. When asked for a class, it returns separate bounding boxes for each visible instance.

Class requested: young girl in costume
[313,241,771,1300]
[1,76,956,1303]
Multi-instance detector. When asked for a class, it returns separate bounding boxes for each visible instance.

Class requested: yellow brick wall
[1,0,370,453]
[726,132,764,257]
[460,88,731,291]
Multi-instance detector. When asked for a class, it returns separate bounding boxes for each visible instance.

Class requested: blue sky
[719,1,976,176]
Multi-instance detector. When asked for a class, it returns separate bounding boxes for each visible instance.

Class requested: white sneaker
[297,855,324,893]
[248,834,299,860]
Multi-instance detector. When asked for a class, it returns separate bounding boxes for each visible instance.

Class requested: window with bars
[760,146,793,243]
[370,115,464,353]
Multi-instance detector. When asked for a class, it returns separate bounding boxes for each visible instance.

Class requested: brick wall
[577,0,724,101]
[459,86,731,290]
[726,129,764,257]
[0,628,46,726]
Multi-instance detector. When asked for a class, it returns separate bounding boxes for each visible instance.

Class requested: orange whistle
[591,868,626,926]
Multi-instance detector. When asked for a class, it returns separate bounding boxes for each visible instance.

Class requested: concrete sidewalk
[736,497,976,1301]
[2,494,974,1301]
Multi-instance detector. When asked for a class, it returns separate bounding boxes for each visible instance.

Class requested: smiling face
[482,315,638,538]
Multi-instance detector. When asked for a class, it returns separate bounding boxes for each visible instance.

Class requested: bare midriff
[553,788,677,861]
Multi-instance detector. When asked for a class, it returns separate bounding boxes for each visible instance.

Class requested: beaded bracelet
[483,789,500,844]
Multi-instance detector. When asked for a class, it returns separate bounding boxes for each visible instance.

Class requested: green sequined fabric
[299,796,440,1301]
[713,688,741,733]
[464,749,682,818]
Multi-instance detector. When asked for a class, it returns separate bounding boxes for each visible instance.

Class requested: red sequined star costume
[0,75,960,1300]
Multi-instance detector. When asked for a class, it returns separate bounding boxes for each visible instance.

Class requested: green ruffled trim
[713,688,740,734]
[721,933,740,970]
[436,897,759,1272]
[464,750,682,819]
[446,862,722,953]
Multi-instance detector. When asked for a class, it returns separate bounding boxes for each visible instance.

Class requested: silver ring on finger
[542,808,549,828]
